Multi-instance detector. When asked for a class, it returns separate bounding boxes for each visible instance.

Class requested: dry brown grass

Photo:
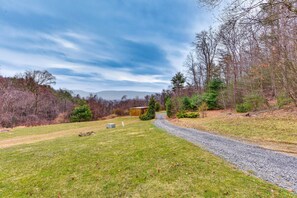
[170,109,297,156]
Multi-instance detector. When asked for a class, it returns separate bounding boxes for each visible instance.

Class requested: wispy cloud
[0,48,168,85]
[0,0,214,92]
[42,34,79,51]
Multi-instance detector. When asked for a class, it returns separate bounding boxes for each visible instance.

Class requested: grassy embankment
[171,110,297,155]
[0,117,295,197]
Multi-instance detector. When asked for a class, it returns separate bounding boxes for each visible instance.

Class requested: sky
[0,0,216,92]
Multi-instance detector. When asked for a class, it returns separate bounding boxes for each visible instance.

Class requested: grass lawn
[0,118,295,197]
[172,112,297,155]
[0,117,135,141]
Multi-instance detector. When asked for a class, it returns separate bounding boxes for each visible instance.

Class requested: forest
[164,0,297,116]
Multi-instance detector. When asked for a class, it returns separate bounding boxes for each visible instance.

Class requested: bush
[277,93,292,108]
[202,79,224,110]
[202,92,219,110]
[181,95,203,111]
[236,93,265,113]
[187,112,199,118]
[25,114,41,126]
[182,97,192,111]
[198,102,208,118]
[70,105,92,122]
[140,96,156,121]
[191,94,203,109]
[54,113,69,123]
[236,103,253,113]
[166,98,173,118]
[176,111,199,119]
[0,113,15,128]
[139,113,152,121]
[243,94,265,111]
[155,102,161,112]
[113,108,127,116]
[176,112,185,118]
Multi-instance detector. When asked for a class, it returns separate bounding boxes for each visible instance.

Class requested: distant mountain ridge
[72,90,155,100]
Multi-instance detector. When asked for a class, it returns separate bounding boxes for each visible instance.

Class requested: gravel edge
[154,114,297,193]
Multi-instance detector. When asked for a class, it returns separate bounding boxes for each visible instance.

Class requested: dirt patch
[0,129,10,133]
[0,119,139,149]
[0,126,100,149]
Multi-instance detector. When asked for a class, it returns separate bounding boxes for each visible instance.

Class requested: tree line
[0,70,153,128]
[161,0,297,118]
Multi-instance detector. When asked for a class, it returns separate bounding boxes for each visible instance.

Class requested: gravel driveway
[154,114,297,193]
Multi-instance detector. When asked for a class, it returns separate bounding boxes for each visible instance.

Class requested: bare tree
[17,70,56,115]
[206,0,297,105]
[194,27,219,86]
[184,52,201,91]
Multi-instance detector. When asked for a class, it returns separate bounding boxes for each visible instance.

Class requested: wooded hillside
[179,0,297,108]
[0,70,148,128]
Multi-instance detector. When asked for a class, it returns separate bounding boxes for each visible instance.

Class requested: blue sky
[0,0,216,92]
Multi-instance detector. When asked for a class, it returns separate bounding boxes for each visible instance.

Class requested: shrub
[70,105,92,122]
[198,102,208,118]
[139,113,152,121]
[236,103,253,113]
[243,94,265,111]
[202,79,224,110]
[25,114,41,126]
[113,108,127,116]
[191,94,203,109]
[166,98,173,118]
[140,96,156,121]
[176,111,185,118]
[182,97,192,111]
[187,112,199,118]
[177,111,199,119]
[0,113,15,128]
[202,92,219,110]
[155,102,161,112]
[54,113,69,123]
[277,93,292,108]
[181,95,203,111]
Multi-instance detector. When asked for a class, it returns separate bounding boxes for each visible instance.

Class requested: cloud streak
[0,0,215,92]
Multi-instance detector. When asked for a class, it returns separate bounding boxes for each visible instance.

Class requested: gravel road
[154,114,297,193]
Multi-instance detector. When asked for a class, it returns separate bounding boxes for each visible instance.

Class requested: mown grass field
[172,112,297,155]
[0,117,295,197]
[0,118,136,141]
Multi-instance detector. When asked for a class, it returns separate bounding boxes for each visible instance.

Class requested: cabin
[129,106,148,116]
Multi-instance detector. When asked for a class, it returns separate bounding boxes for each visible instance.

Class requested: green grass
[0,118,295,197]
[0,117,134,140]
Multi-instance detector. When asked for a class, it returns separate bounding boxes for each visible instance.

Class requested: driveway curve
[154,114,297,193]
